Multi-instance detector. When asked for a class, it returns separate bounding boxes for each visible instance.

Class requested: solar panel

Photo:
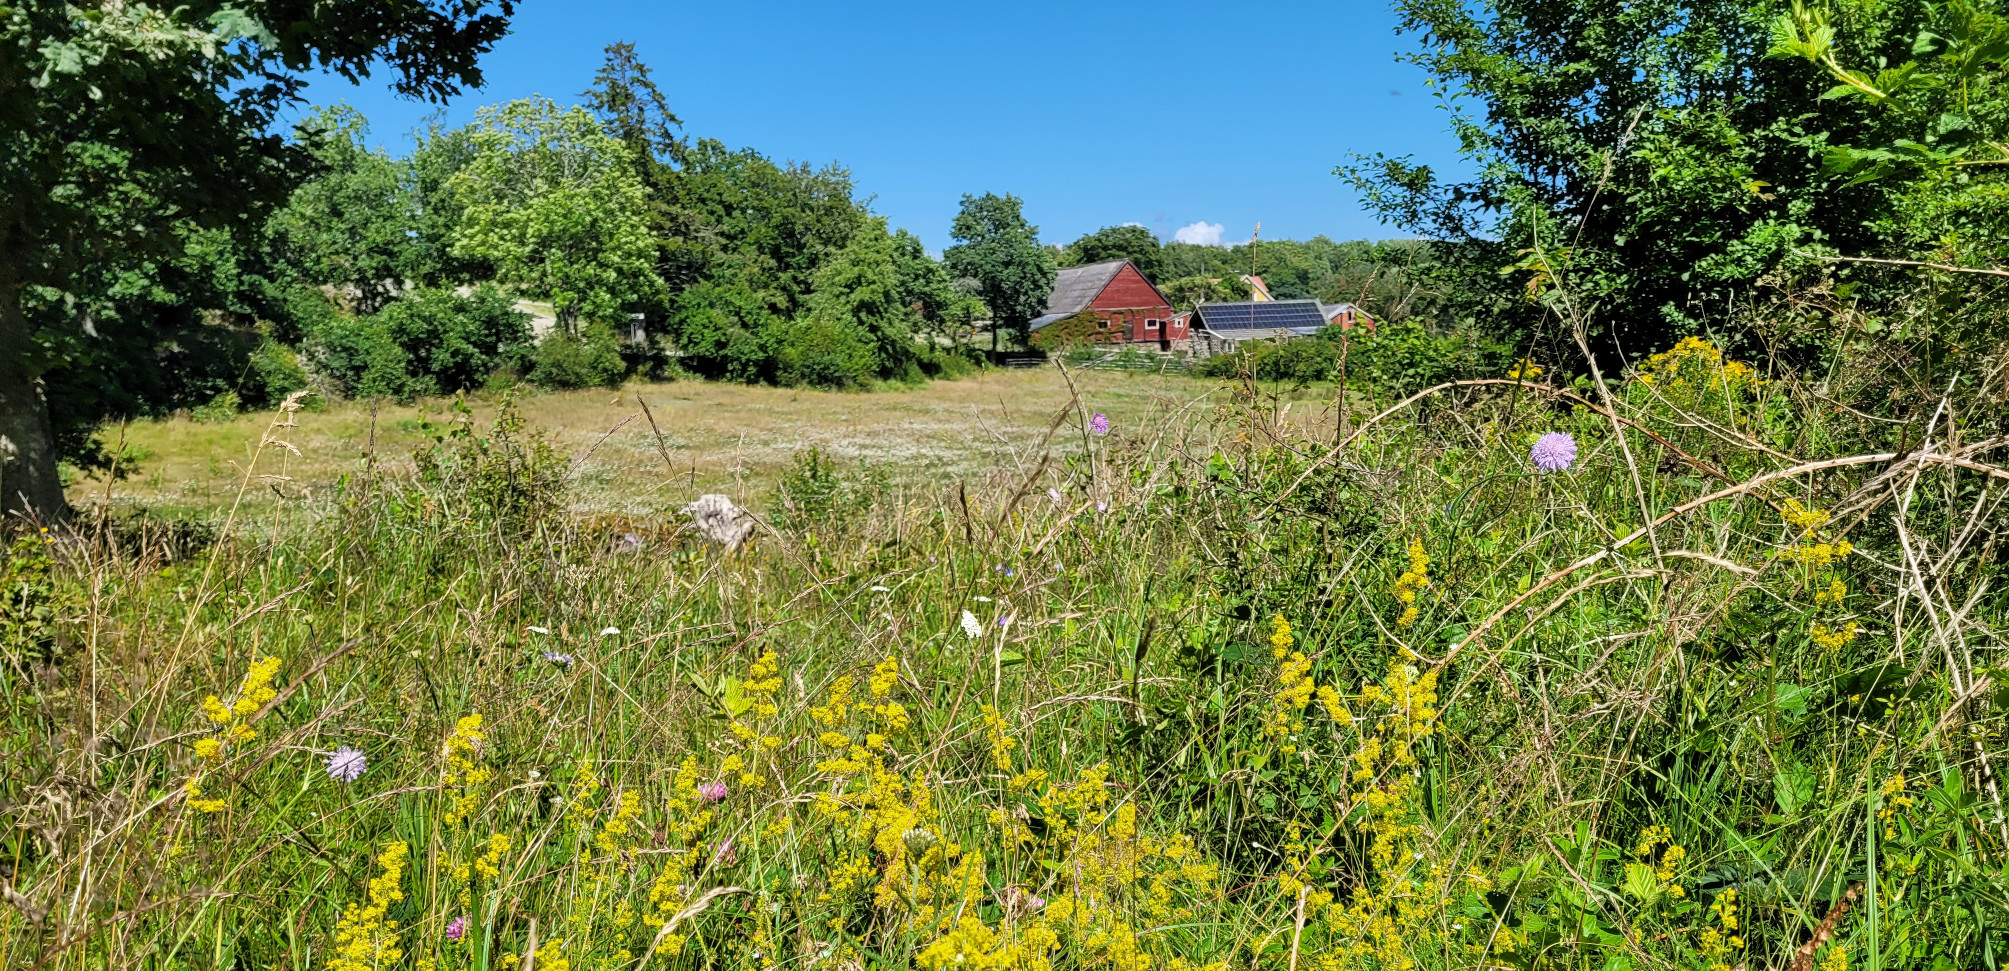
[1195,300,1329,334]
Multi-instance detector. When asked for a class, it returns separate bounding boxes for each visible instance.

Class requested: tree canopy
[1058,225,1165,280]
[449,96,664,330]
[2,0,516,520]
[1340,0,2008,366]
[944,193,1055,346]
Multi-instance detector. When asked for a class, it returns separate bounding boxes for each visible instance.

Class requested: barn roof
[1027,260,1129,330]
[1193,299,1329,340]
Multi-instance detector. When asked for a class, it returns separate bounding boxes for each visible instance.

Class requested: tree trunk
[0,284,68,523]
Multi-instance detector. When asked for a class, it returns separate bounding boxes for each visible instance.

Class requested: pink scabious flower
[1089,413,1110,435]
[697,781,728,803]
[1530,432,1578,471]
[445,916,469,941]
[326,746,366,782]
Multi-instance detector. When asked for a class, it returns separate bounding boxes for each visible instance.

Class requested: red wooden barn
[1029,259,1185,346]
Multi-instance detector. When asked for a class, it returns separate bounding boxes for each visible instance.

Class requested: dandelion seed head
[1530,431,1578,471]
[326,746,366,783]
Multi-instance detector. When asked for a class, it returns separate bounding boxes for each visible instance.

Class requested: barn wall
[1087,263,1176,343]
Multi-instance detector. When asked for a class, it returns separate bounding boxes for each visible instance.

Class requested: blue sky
[300,0,1467,252]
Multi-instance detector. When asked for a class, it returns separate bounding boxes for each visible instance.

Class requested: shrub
[1197,320,1513,394]
[306,285,532,400]
[1196,336,1339,383]
[374,285,531,393]
[770,316,876,389]
[306,314,412,399]
[771,447,881,533]
[246,339,310,407]
[527,322,627,389]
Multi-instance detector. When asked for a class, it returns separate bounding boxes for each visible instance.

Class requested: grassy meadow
[67,369,1255,521]
[5,345,2008,971]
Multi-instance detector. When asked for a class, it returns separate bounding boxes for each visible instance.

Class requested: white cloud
[1173,221,1226,246]
[1121,221,1146,228]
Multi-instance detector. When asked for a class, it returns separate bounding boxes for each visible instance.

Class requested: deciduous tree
[943,193,1054,350]
[1,0,515,521]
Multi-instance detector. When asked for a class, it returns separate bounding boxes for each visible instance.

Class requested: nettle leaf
[1819,83,1866,100]
[1912,29,1948,55]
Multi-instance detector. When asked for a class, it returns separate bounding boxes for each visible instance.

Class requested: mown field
[7,344,2008,971]
[65,369,1278,520]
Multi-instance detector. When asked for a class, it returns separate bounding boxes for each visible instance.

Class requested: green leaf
[1773,761,1816,815]
[1773,682,1812,717]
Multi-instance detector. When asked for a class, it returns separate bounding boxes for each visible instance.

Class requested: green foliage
[659,139,869,316]
[1058,224,1166,280]
[410,399,569,542]
[189,391,244,424]
[1029,309,1120,351]
[772,447,880,534]
[944,192,1056,344]
[2,0,517,518]
[0,529,73,666]
[528,323,628,390]
[1197,320,1514,393]
[377,286,533,393]
[1160,274,1252,311]
[449,96,664,330]
[266,107,423,314]
[1342,0,2009,367]
[308,286,532,399]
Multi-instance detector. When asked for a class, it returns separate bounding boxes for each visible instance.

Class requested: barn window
[1145,318,1160,330]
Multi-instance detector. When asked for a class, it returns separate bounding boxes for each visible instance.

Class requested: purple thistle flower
[326,746,366,783]
[445,916,469,941]
[698,781,728,803]
[1530,432,1579,472]
[1089,413,1110,435]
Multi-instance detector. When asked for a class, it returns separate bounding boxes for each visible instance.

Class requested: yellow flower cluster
[184,656,282,815]
[193,655,280,763]
[441,713,489,828]
[1822,945,1850,971]
[727,651,786,790]
[1632,825,1687,898]
[451,832,511,907]
[1878,773,1914,839]
[641,755,717,957]
[1259,615,1351,760]
[327,841,410,971]
[1783,498,1831,530]
[982,704,1017,771]
[1635,336,1763,400]
[1705,887,1744,953]
[1391,538,1429,627]
[1780,540,1855,566]
[1507,358,1543,380]
[1269,655,1451,971]
[1811,620,1862,651]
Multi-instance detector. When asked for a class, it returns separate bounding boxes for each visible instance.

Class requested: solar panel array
[1195,300,1328,334]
